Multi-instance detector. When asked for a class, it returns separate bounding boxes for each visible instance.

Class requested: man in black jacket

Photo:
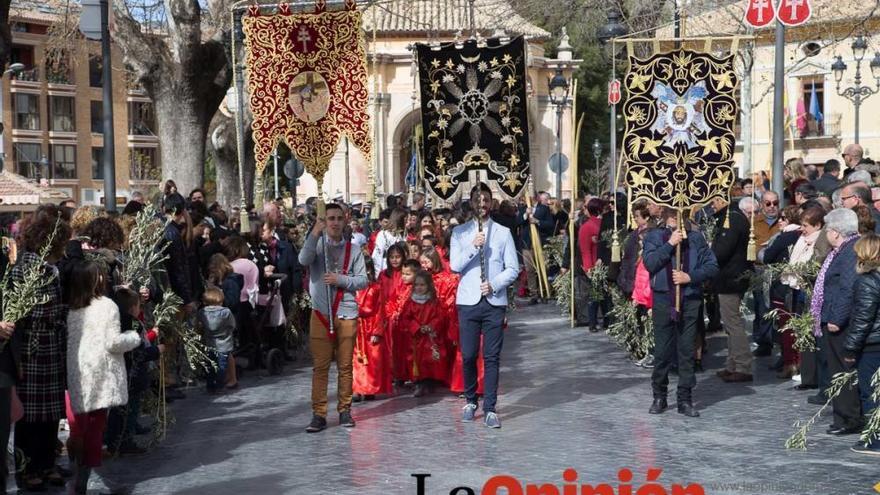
[163,193,194,309]
[710,197,755,382]
[811,159,842,197]
[643,207,719,417]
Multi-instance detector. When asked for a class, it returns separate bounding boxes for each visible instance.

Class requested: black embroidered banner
[416,37,530,200]
[623,49,739,209]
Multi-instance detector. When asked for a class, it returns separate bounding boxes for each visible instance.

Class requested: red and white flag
[744,0,776,28]
[776,0,811,26]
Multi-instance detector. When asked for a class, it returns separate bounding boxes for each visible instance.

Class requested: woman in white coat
[66,261,141,494]
[371,207,406,271]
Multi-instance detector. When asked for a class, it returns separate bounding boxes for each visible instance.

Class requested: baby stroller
[236,273,288,376]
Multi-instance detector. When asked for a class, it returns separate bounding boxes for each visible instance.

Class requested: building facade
[0,1,160,207]
[663,0,880,177]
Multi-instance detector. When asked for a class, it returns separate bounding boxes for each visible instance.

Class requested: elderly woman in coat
[811,207,863,436]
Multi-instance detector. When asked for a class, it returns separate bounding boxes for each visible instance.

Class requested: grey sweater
[298,233,367,319]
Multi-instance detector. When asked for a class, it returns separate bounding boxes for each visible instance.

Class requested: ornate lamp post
[831,35,880,144]
[597,8,628,191]
[592,138,602,187]
[548,68,570,199]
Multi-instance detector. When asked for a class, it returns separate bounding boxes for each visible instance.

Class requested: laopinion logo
[412,468,705,495]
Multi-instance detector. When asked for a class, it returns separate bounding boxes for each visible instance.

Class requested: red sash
[314,240,353,340]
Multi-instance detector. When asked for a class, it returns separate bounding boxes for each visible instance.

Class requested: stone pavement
[66,304,880,494]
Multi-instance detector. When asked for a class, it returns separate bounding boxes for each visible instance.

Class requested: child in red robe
[420,250,484,395]
[398,270,447,397]
[421,249,484,395]
[391,259,419,384]
[353,259,393,400]
[379,244,408,385]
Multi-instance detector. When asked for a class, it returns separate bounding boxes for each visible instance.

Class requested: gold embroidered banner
[622,49,738,209]
[242,2,371,183]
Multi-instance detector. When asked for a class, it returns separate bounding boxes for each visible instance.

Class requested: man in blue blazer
[451,183,520,428]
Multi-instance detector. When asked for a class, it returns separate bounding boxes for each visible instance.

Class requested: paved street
[82,303,878,495]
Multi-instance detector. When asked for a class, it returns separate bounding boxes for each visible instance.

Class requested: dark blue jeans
[752,290,774,347]
[206,351,229,391]
[458,298,506,413]
[858,351,880,414]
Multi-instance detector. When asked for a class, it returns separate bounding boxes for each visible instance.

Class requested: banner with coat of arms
[416,37,531,200]
[242,1,371,184]
[622,49,739,209]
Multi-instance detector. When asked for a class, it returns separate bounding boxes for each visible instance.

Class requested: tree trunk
[152,93,209,196]
[209,111,255,209]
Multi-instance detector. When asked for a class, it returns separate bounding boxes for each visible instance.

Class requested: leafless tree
[109,0,233,199]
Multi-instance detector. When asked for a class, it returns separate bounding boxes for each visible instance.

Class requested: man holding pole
[299,203,367,433]
[452,183,520,428]
[642,207,718,418]
[519,191,554,304]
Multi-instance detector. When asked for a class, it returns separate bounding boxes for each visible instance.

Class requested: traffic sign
[284,158,304,179]
[549,153,569,174]
[744,0,776,28]
[776,0,811,26]
[608,79,621,106]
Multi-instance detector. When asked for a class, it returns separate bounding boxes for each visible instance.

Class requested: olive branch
[786,370,858,450]
[1,218,62,351]
[120,205,169,289]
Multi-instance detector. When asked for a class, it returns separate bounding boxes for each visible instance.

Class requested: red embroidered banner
[242,4,371,183]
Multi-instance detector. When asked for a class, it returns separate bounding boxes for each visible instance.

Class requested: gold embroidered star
[628,72,651,92]
[502,53,512,63]
[506,75,517,88]
[445,59,455,69]
[431,59,440,69]
[711,71,735,90]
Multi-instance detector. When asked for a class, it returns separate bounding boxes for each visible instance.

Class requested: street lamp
[598,8,628,192]
[80,0,117,212]
[592,138,602,169]
[597,9,628,46]
[0,63,25,168]
[832,36,880,144]
[548,67,570,200]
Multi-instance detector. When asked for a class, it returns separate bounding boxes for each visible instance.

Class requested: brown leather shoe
[716,369,733,379]
[722,372,754,383]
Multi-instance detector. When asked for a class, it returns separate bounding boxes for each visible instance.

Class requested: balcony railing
[47,69,74,86]
[12,69,40,83]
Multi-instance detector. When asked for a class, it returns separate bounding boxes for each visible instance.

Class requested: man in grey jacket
[298,203,367,432]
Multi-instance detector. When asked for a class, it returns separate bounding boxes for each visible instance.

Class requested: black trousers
[0,387,10,492]
[652,296,699,402]
[825,328,862,429]
[14,418,59,476]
